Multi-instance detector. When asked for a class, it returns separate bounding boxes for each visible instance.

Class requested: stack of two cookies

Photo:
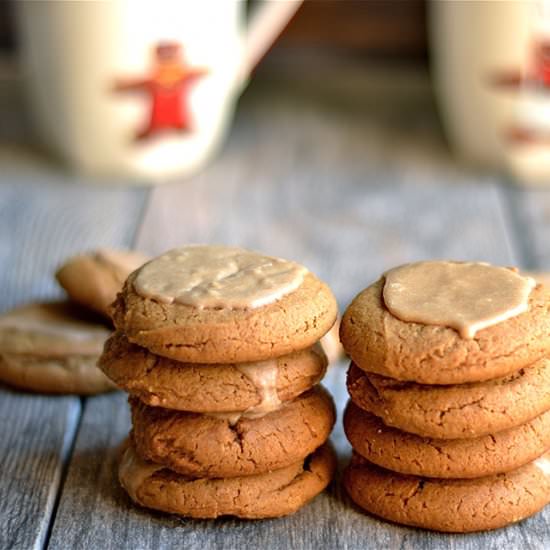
[99,246,339,519]
[340,261,550,532]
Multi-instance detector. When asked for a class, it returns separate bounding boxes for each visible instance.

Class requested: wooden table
[1,57,549,549]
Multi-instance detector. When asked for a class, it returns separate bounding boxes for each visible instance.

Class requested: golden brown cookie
[56,249,149,318]
[119,439,336,519]
[344,451,550,533]
[347,361,550,439]
[344,401,550,479]
[99,332,327,412]
[0,302,114,394]
[340,278,550,384]
[130,386,335,478]
[112,270,337,364]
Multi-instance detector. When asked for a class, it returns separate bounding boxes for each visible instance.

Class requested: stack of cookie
[340,261,550,533]
[99,245,338,519]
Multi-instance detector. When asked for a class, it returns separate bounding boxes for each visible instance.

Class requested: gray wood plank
[49,62,548,548]
[499,184,550,270]
[0,389,80,550]
[0,179,149,312]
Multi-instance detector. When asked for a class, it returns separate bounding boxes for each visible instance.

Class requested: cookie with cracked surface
[340,277,550,384]
[99,331,327,412]
[130,386,335,478]
[119,439,336,519]
[347,361,550,439]
[344,451,550,533]
[56,249,149,319]
[111,246,338,363]
[344,401,550,479]
[0,302,115,394]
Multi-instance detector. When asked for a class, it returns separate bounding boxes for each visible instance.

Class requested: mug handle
[239,0,303,85]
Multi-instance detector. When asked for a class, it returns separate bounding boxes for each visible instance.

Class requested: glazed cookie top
[113,245,338,363]
[341,261,550,384]
[384,261,535,339]
[0,302,110,357]
[134,246,307,309]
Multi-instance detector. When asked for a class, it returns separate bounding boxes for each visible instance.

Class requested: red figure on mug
[491,39,550,145]
[114,42,208,141]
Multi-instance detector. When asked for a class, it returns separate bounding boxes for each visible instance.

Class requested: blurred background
[1,0,550,312]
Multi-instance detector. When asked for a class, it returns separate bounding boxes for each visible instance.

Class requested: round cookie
[100,332,327,412]
[130,386,335,478]
[344,451,550,533]
[0,302,115,394]
[347,360,550,439]
[56,249,149,319]
[344,402,550,479]
[111,246,338,363]
[340,277,550,384]
[119,439,336,519]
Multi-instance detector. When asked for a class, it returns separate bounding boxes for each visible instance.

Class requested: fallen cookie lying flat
[0,301,114,394]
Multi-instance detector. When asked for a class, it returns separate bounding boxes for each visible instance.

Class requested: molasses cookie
[130,386,335,478]
[111,246,338,363]
[344,451,550,533]
[344,401,550,478]
[100,332,327,412]
[0,302,114,394]
[119,439,336,519]
[341,262,550,384]
[56,249,148,319]
[346,360,550,439]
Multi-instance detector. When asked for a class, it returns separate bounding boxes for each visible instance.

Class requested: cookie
[99,332,327,412]
[347,361,550,439]
[130,386,335,478]
[344,401,550,479]
[0,302,114,394]
[111,246,338,363]
[56,249,149,318]
[119,439,336,519]
[340,277,550,384]
[344,451,550,533]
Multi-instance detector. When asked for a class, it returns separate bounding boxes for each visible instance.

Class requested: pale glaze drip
[119,445,165,502]
[237,359,282,414]
[383,261,536,339]
[205,359,282,426]
[534,457,550,476]
[133,245,307,309]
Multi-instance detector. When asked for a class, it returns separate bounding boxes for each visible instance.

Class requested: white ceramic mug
[15,0,302,182]
[430,0,550,185]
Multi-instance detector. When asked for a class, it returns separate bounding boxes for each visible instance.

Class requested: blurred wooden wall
[275,0,427,59]
[0,1,427,59]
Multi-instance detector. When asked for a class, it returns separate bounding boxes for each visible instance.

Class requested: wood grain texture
[500,185,550,271]
[0,178,149,313]
[0,388,80,550]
